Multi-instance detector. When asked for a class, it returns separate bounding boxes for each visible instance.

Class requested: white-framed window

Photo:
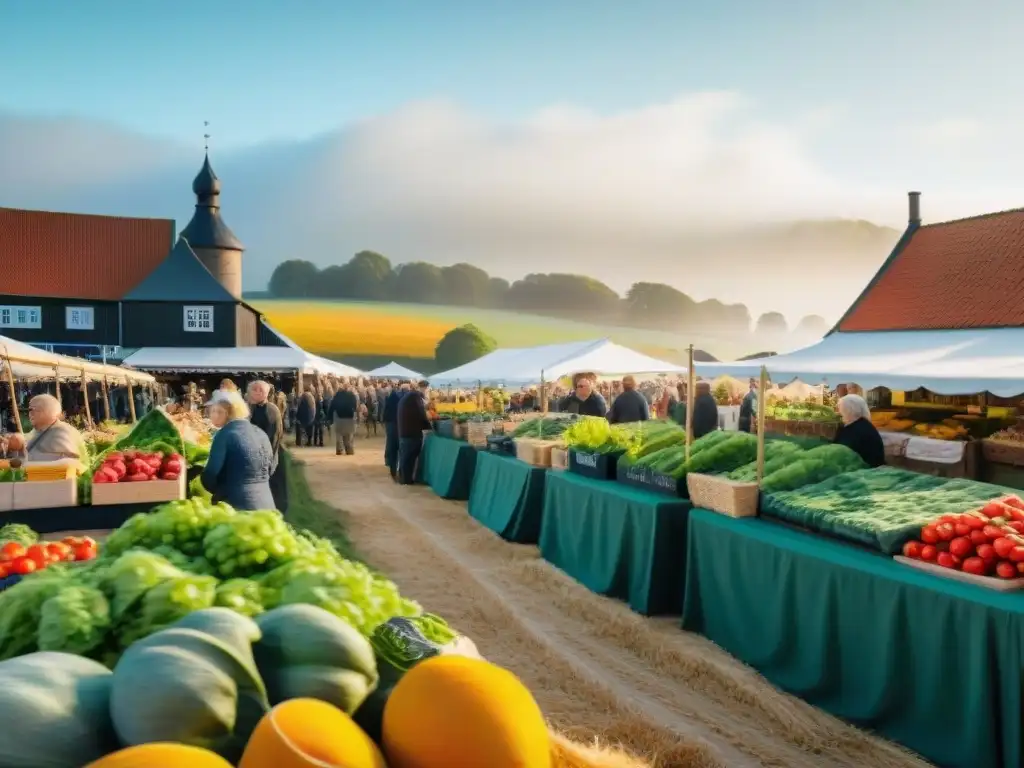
[0,305,41,329]
[65,306,95,330]
[183,305,214,332]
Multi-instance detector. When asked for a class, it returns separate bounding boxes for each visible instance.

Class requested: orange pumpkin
[383,655,550,768]
[84,743,234,767]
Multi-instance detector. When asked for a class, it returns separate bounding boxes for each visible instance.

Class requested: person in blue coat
[201,389,276,511]
[382,382,409,480]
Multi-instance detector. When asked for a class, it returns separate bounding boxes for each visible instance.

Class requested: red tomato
[0,541,25,561]
[938,514,960,525]
[964,513,987,530]
[80,536,96,548]
[920,544,938,562]
[977,543,998,562]
[982,502,1005,518]
[921,525,940,544]
[936,552,961,569]
[996,561,1018,579]
[949,537,973,558]
[45,542,72,562]
[970,529,989,546]
[954,522,972,537]
[902,541,923,559]
[1018,562,1024,575]
[1009,546,1024,563]
[962,557,988,576]
[24,544,49,568]
[935,523,956,542]
[72,543,97,562]
[10,556,36,575]
[0,563,10,579]
[994,538,1015,559]
[983,525,1006,541]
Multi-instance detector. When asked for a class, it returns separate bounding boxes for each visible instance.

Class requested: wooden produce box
[92,474,186,506]
[686,473,759,518]
[981,439,1024,468]
[514,438,561,467]
[11,478,78,510]
[0,483,12,513]
[550,447,569,472]
[568,449,623,480]
[465,421,494,447]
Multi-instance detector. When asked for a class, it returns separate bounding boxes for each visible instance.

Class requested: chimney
[908,191,921,226]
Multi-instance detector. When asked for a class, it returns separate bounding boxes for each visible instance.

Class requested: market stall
[466,450,547,543]
[416,433,479,501]
[367,361,423,379]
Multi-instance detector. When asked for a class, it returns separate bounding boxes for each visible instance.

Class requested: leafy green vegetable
[0,523,38,546]
[215,578,265,617]
[38,585,112,657]
[97,550,186,620]
[759,444,866,492]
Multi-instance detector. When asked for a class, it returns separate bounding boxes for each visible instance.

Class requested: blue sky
[3,0,1019,149]
[3,1,1024,322]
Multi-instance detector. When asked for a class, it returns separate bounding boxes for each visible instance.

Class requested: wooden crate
[514,438,560,467]
[11,478,77,510]
[466,421,494,447]
[981,439,1024,468]
[0,484,12,513]
[550,447,568,471]
[92,474,186,507]
[686,473,759,518]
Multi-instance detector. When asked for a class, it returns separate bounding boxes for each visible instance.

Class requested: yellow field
[262,302,452,357]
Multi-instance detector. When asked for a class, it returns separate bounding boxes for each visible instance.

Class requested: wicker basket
[686,473,759,518]
[466,421,494,447]
[981,439,1024,468]
[452,422,468,441]
[550,446,569,471]
[514,438,560,467]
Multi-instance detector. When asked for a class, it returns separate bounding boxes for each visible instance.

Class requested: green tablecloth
[418,434,478,500]
[681,508,1024,768]
[539,471,691,615]
[467,451,547,543]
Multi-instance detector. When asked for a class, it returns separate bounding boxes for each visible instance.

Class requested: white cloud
[918,117,984,147]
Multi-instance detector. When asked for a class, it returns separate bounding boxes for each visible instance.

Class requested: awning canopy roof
[696,329,1024,397]
[367,361,424,379]
[1,335,155,384]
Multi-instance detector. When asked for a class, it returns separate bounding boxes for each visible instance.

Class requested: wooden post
[756,365,769,484]
[101,376,111,422]
[684,345,695,464]
[2,356,22,434]
[53,366,62,409]
[80,368,92,428]
[126,377,137,422]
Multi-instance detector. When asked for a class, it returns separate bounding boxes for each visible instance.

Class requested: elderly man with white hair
[832,393,885,468]
[248,380,287,512]
[3,394,85,463]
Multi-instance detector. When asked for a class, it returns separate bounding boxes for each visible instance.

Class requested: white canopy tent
[430,338,686,388]
[695,329,1024,397]
[367,361,424,379]
[1,335,155,384]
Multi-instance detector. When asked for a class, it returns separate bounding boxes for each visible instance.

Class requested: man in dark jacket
[607,375,649,424]
[295,386,317,446]
[738,378,758,433]
[248,380,287,512]
[382,382,408,480]
[396,381,431,484]
[560,377,608,417]
[329,382,359,456]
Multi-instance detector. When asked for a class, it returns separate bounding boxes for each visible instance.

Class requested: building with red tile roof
[836,192,1024,332]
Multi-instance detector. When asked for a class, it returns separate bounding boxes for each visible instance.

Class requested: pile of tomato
[0,536,99,577]
[901,495,1024,579]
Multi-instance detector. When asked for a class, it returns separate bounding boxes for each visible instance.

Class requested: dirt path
[298,440,933,768]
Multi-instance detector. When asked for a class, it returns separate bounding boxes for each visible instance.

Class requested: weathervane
[204,121,210,153]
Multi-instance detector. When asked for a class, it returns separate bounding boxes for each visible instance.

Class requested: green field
[257,299,752,372]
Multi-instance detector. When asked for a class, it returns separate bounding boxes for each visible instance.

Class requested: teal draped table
[539,471,691,615]
[417,434,478,500]
[467,451,547,543]
[681,508,1024,768]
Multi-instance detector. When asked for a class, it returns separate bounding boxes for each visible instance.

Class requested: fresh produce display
[0,465,26,482]
[561,416,636,453]
[726,440,804,481]
[762,467,1016,553]
[765,401,840,423]
[622,430,753,480]
[0,525,98,580]
[758,444,866,493]
[81,422,129,455]
[622,419,685,461]
[871,411,972,440]
[900,495,1024,579]
[988,422,1024,443]
[92,449,184,484]
[510,415,574,439]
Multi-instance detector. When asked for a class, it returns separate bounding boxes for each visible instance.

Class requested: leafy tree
[487,276,510,307]
[441,263,490,306]
[316,265,349,298]
[507,273,619,315]
[343,251,393,300]
[434,323,497,370]
[269,260,319,297]
[392,262,446,304]
[756,312,789,335]
[794,314,829,337]
[625,282,696,326]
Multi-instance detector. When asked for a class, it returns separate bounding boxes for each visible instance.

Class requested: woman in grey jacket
[201,389,277,511]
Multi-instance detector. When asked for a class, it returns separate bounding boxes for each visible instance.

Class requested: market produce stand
[417,433,478,500]
[467,450,547,543]
[539,471,691,615]
[681,508,1024,768]
[0,501,151,535]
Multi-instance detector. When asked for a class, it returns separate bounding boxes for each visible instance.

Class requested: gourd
[85,743,234,768]
[382,655,551,768]
[240,698,387,768]
[0,651,119,767]
[253,604,379,714]
[109,626,269,760]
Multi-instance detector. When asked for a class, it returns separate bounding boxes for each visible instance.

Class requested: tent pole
[3,356,22,434]
[756,365,769,484]
[80,367,93,428]
[126,377,137,423]
[101,376,111,422]
[684,345,695,464]
[53,366,62,409]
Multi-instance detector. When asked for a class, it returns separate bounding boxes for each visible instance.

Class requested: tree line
[269,252,828,336]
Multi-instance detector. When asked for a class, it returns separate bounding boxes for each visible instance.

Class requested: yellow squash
[382,655,550,768]
[240,697,387,768]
